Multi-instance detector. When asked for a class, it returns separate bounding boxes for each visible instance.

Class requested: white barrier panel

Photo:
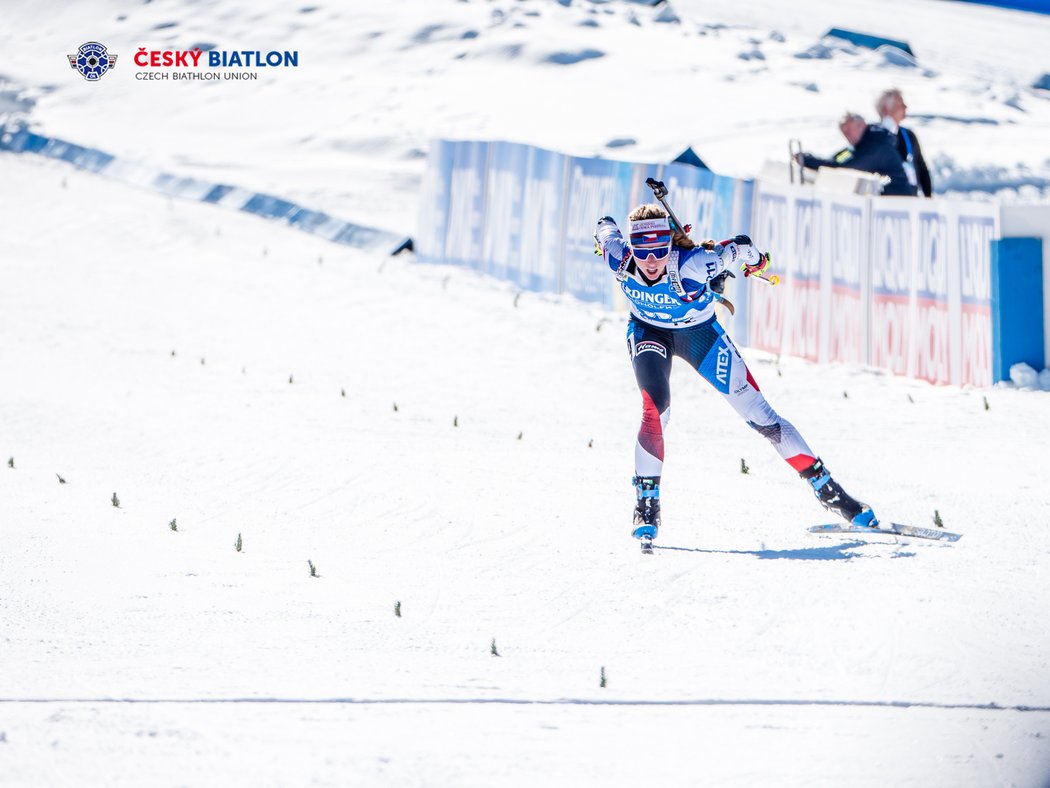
[749,184,870,367]
[874,205,921,379]
[955,205,998,386]
[827,198,870,368]
[750,180,998,387]
[871,200,998,386]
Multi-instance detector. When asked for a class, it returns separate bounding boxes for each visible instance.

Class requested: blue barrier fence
[991,237,1045,381]
[416,138,755,329]
[0,122,409,254]
[418,138,1046,387]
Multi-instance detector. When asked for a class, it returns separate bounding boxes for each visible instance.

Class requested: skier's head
[627,204,675,280]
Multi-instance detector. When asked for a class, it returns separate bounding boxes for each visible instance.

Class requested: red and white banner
[749,183,869,368]
[748,181,998,387]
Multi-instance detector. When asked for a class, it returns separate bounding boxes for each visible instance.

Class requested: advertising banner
[870,206,915,376]
[443,140,489,270]
[749,188,790,358]
[868,200,997,386]
[826,197,869,366]
[481,142,528,281]
[416,138,1004,388]
[749,180,998,386]
[517,146,567,294]
[955,207,998,387]
[562,156,635,306]
[784,195,823,363]
[911,208,951,383]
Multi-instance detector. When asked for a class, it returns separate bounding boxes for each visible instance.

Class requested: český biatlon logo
[67,42,117,81]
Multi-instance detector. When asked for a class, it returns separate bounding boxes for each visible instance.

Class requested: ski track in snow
[3,696,1048,711]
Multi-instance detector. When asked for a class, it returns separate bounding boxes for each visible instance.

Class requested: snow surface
[2,1,1050,786]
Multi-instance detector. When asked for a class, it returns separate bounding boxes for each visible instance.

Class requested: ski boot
[632,476,661,553]
[800,459,878,528]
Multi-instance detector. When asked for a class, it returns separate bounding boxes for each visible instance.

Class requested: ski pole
[750,271,781,286]
[644,178,736,312]
[646,178,780,286]
[644,178,690,234]
[744,263,781,286]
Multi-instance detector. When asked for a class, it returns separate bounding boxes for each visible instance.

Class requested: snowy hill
[2,1,1050,786]
[3,0,1050,226]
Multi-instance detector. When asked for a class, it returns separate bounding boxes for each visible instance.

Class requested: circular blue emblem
[68,42,118,81]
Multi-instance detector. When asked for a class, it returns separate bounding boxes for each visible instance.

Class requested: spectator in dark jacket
[796,112,913,196]
[877,88,932,197]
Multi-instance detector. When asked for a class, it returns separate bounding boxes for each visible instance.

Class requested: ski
[808,522,962,542]
[639,535,654,554]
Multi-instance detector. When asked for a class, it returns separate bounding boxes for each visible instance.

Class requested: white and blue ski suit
[595,219,820,479]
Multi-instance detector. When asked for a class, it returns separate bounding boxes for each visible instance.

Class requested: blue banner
[415,139,456,264]
[517,146,567,294]
[660,163,716,238]
[0,122,408,254]
[444,140,489,270]
[482,142,529,281]
[562,156,635,306]
[414,138,755,311]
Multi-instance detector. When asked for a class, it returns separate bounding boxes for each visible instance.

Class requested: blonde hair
[627,203,696,250]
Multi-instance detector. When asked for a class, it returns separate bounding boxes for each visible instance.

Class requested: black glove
[709,269,736,294]
[596,216,617,228]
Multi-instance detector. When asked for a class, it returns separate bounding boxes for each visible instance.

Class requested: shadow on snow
[654,540,889,560]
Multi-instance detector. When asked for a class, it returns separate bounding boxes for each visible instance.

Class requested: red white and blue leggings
[627,317,817,478]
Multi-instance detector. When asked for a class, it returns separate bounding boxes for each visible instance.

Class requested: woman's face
[628,216,672,280]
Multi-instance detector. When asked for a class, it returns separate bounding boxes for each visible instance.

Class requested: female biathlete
[594,205,877,547]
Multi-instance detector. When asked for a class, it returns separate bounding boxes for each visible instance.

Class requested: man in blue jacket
[796,112,914,196]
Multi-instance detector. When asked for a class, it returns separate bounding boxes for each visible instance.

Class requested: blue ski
[809,522,962,542]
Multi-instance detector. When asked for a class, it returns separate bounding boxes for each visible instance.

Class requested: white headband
[629,217,670,233]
